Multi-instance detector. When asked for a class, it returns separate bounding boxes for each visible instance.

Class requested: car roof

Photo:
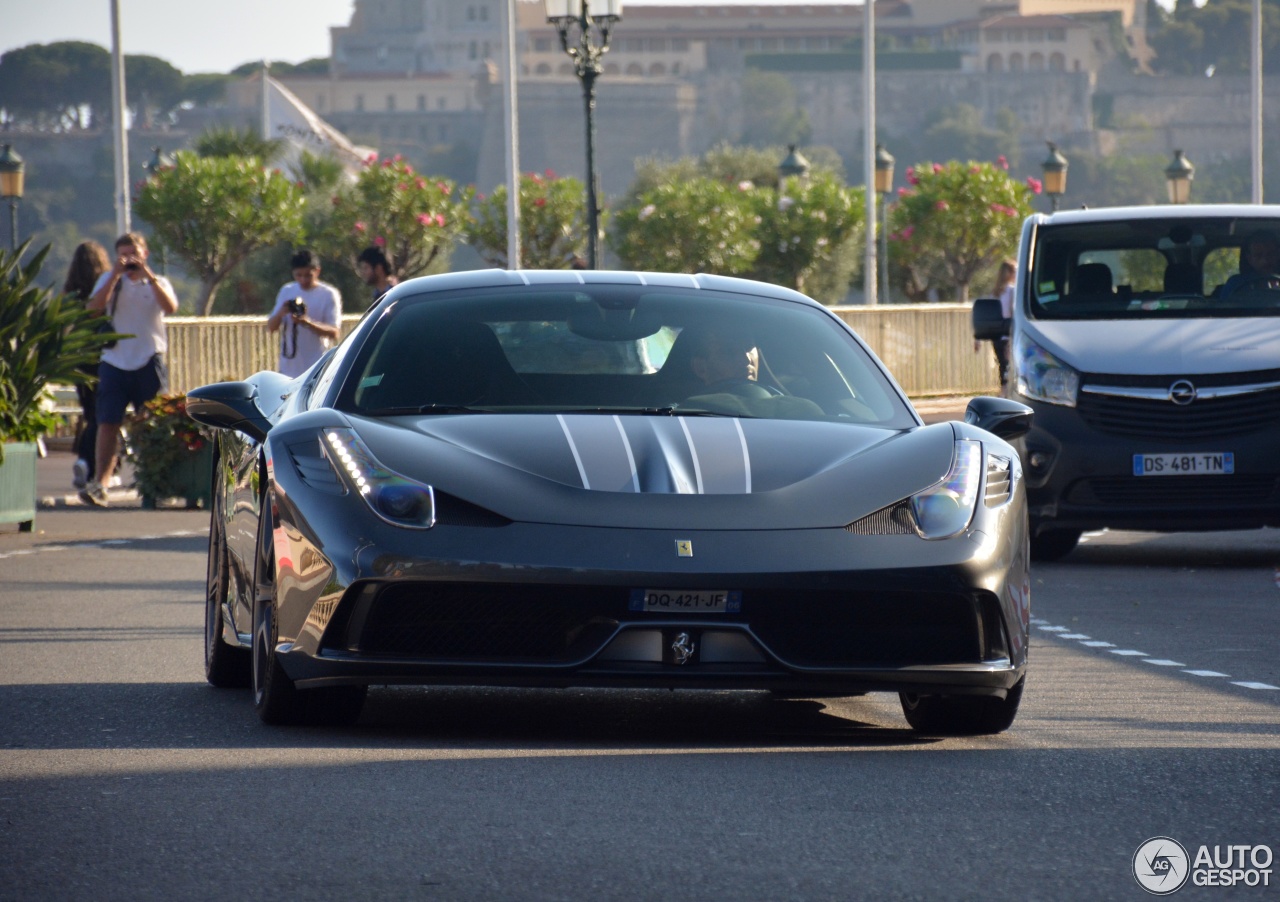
[1033,203,1280,227]
[383,269,821,307]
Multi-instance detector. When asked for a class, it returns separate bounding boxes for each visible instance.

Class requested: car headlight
[323,428,436,529]
[909,439,981,540]
[1014,332,1079,407]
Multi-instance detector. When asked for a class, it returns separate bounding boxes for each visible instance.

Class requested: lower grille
[1078,388,1280,440]
[1067,475,1280,507]
[747,591,988,668]
[344,584,625,662]
[332,583,998,670]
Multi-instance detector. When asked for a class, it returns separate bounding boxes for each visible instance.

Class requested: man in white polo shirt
[267,249,342,378]
[81,231,179,507]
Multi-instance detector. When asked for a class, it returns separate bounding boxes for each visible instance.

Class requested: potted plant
[0,242,118,530]
[128,392,213,509]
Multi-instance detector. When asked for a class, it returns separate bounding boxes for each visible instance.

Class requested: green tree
[317,156,473,283]
[888,160,1037,302]
[1149,0,1280,75]
[470,171,589,269]
[134,151,306,315]
[612,178,761,276]
[749,171,864,300]
[125,55,184,124]
[194,126,284,161]
[0,41,109,129]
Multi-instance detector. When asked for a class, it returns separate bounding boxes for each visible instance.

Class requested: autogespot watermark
[1133,837,1274,894]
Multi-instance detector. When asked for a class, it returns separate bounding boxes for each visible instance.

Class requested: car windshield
[1030,216,1280,320]
[337,284,914,427]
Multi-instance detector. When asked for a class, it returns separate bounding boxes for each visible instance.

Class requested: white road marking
[0,531,203,562]
[1033,622,1273,693]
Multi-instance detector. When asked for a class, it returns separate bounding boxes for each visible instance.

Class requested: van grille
[1077,384,1280,440]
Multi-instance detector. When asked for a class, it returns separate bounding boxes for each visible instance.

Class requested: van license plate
[1133,452,1234,476]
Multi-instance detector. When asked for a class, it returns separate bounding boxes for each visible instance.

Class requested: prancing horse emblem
[671,631,696,665]
[675,540,693,557]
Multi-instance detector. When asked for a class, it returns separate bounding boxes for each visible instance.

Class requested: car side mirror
[972,297,1009,341]
[965,396,1033,441]
[187,381,272,443]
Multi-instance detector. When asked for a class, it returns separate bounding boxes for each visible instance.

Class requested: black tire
[251,492,366,727]
[1030,529,1081,562]
[205,463,250,688]
[900,679,1024,736]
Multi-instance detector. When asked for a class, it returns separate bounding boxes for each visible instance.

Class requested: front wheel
[1030,529,1081,562]
[900,679,1024,736]
[205,468,250,688]
[251,492,366,726]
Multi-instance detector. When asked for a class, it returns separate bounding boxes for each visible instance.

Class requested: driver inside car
[686,328,771,397]
[1220,231,1280,298]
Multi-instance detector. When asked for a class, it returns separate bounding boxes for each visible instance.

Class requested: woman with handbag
[62,240,110,490]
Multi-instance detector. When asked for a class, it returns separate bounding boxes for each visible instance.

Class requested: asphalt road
[1,457,1278,901]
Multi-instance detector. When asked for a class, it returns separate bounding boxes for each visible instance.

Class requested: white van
[973,204,1280,560]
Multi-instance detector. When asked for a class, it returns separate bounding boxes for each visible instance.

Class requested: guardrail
[160,304,1000,398]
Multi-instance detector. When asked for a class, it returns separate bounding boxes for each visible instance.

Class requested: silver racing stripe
[560,414,753,494]
[682,417,752,494]
[559,414,640,492]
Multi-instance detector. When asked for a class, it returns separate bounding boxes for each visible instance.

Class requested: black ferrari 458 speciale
[188,269,1032,733]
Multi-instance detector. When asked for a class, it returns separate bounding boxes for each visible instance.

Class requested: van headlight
[909,440,981,540]
[323,428,436,529]
[1014,332,1079,407]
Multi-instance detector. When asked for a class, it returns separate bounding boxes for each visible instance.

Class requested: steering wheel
[1236,272,1280,292]
[697,379,776,399]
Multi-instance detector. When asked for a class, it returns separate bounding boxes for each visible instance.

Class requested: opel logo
[1169,379,1197,406]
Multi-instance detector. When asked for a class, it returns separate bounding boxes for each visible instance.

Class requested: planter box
[140,443,213,510]
[0,442,38,532]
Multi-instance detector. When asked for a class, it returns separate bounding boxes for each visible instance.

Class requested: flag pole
[862,0,877,305]
[261,60,271,142]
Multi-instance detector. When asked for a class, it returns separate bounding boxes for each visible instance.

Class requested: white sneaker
[72,459,89,489]
[108,474,124,489]
[79,481,109,508]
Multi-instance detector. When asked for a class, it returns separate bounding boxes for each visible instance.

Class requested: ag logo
[1133,837,1190,894]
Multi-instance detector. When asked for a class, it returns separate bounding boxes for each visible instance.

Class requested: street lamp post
[874,144,894,304]
[546,0,622,270]
[1041,142,1068,213]
[0,145,25,253]
[777,143,810,191]
[1165,149,1195,204]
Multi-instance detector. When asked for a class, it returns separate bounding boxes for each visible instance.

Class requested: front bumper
[1016,397,1280,534]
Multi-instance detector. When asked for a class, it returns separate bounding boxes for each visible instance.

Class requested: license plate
[1133,452,1234,476]
[629,589,742,613]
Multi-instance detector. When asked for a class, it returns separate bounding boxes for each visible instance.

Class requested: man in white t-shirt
[267,249,342,378]
[79,231,179,507]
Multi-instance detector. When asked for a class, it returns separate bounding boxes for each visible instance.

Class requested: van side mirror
[972,297,1009,341]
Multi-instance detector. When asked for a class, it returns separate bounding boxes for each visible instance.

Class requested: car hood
[350,413,958,530]
[1025,317,1280,376]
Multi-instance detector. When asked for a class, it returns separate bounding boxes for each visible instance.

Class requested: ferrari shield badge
[675,540,693,558]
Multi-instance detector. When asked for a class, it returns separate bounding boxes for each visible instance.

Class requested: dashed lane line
[1032,619,1280,692]
[0,530,204,561]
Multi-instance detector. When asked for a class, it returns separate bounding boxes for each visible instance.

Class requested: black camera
[286,297,307,316]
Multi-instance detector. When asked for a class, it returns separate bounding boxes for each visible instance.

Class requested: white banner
[264,74,374,176]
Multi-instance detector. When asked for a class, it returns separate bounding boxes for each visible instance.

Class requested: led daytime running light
[324,429,436,528]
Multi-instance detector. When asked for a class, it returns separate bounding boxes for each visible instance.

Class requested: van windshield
[1030,217,1280,320]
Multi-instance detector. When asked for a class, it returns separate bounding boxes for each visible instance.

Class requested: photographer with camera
[79,231,179,507]
[267,249,342,378]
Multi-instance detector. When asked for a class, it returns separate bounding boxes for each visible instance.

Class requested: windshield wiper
[361,404,484,416]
